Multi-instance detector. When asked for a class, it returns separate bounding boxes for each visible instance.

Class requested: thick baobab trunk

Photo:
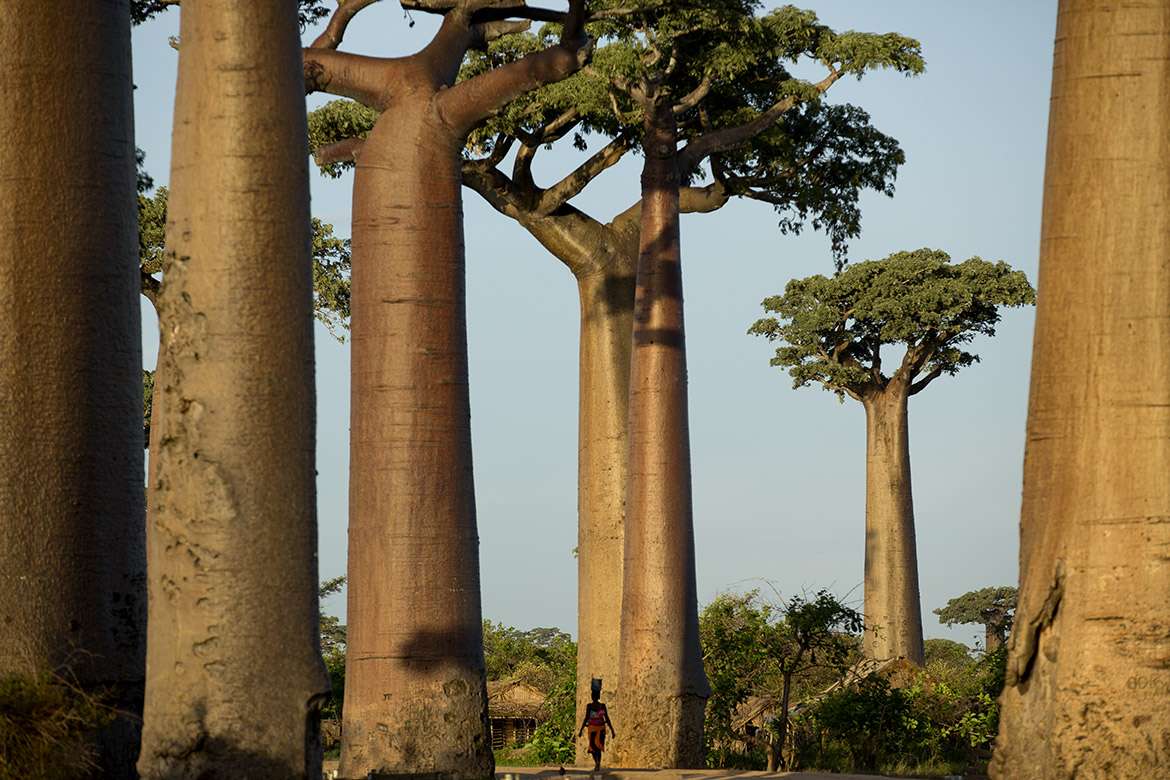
[339,101,492,780]
[0,3,144,776]
[991,3,1170,777]
[861,386,924,664]
[139,3,328,778]
[574,260,635,764]
[615,100,709,769]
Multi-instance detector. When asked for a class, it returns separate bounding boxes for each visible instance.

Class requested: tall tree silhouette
[751,250,1033,665]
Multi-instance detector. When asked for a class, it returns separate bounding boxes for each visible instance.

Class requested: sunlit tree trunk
[992,2,1170,776]
[861,384,925,664]
[139,2,328,777]
[615,98,709,769]
[0,3,144,776]
[340,97,493,780]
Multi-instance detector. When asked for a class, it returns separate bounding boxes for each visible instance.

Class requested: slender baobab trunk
[615,99,709,769]
[340,100,492,780]
[984,624,1003,654]
[861,385,925,664]
[991,3,1170,776]
[574,251,637,765]
[0,4,144,776]
[139,3,328,777]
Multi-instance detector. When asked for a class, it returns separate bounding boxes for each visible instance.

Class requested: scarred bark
[991,2,1170,776]
[861,385,924,664]
[308,5,590,777]
[138,2,328,777]
[614,98,709,769]
[0,3,144,776]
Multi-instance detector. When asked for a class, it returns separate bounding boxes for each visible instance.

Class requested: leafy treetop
[934,586,1017,636]
[309,3,923,257]
[749,249,1035,401]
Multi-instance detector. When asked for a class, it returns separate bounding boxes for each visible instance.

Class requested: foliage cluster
[698,588,863,769]
[935,586,1018,648]
[481,621,577,764]
[0,668,114,780]
[790,645,1007,775]
[750,249,1036,400]
[318,577,347,721]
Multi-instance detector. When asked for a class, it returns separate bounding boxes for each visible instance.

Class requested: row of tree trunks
[0,2,146,777]
[993,1,1170,777]
[613,98,709,769]
[139,2,328,778]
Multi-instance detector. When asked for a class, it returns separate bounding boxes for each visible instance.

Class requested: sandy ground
[494,768,912,780]
[319,764,917,780]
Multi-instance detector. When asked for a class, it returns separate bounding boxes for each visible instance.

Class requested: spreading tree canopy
[749,249,1036,401]
[935,586,1017,651]
[309,3,922,258]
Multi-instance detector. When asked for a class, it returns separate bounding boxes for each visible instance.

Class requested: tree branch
[310,0,381,50]
[679,181,730,214]
[315,136,366,167]
[303,49,398,106]
[672,74,712,115]
[909,365,944,395]
[676,68,842,172]
[436,0,590,134]
[537,135,632,214]
[141,272,160,308]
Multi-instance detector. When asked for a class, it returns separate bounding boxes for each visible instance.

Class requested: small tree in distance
[750,250,1035,665]
[935,586,1017,653]
[699,589,862,771]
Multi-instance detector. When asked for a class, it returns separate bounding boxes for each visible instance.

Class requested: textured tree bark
[138,2,328,777]
[861,386,924,664]
[0,3,145,776]
[991,3,1170,776]
[614,99,709,769]
[339,93,494,780]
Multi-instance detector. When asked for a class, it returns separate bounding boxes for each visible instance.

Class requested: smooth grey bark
[861,385,925,665]
[0,2,145,776]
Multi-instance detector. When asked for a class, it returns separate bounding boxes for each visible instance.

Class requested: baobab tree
[308,6,922,756]
[0,3,144,776]
[935,586,1016,653]
[749,250,1034,665]
[138,1,328,777]
[992,2,1170,776]
[302,1,591,776]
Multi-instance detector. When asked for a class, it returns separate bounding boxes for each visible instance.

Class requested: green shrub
[792,647,1006,775]
[0,669,114,780]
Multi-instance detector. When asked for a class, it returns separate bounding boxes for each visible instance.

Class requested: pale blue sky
[133,2,1058,649]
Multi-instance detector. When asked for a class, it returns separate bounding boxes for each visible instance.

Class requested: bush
[529,675,575,764]
[0,669,114,780]
[792,648,1006,775]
